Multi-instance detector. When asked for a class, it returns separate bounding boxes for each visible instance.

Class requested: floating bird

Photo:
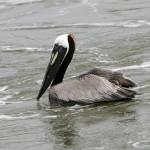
[37,34,137,105]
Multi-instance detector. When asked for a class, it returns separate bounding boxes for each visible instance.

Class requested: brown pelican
[36,34,137,105]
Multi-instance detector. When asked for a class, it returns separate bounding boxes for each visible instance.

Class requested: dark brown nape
[51,34,76,86]
[68,33,75,50]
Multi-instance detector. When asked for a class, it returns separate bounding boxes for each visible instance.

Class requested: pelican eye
[54,43,59,49]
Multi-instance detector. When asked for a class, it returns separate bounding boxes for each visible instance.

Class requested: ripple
[0,86,8,93]
[36,80,42,85]
[0,5,6,10]
[132,141,150,148]
[0,100,6,105]
[2,20,150,31]
[0,95,12,101]
[135,84,150,90]
[1,0,43,5]
[0,95,20,106]
[43,115,57,119]
[0,46,49,52]
[96,60,118,64]
[88,146,107,150]
[0,114,40,120]
[114,61,150,71]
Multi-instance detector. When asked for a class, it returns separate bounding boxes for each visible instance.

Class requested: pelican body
[37,34,137,105]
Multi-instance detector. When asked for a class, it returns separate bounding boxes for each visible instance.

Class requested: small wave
[0,86,8,93]
[43,115,57,119]
[114,61,150,71]
[135,84,150,90]
[0,46,49,52]
[3,24,59,30]
[36,80,42,84]
[0,95,12,101]
[7,101,22,104]
[97,60,118,64]
[68,104,89,112]
[2,20,150,31]
[88,146,109,150]
[132,142,140,148]
[2,0,42,5]
[69,104,82,110]
[0,95,13,105]
[0,114,40,120]
[1,23,114,31]
[0,5,6,10]
[70,20,149,28]
[0,101,6,105]
[75,20,150,28]
[132,141,150,148]
[0,100,22,105]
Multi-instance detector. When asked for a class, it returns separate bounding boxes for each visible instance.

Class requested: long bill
[36,46,67,101]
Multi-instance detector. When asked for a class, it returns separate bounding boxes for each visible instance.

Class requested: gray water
[0,0,150,150]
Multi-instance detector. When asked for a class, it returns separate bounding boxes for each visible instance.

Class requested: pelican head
[36,34,75,100]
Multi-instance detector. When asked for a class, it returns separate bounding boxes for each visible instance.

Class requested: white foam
[69,22,115,27]
[0,101,6,105]
[0,95,12,101]
[132,142,139,148]
[43,115,57,119]
[36,80,42,84]
[132,141,149,148]
[7,101,22,104]
[123,23,141,28]
[114,61,150,71]
[0,86,8,93]
[2,0,42,5]
[98,60,118,64]
[0,101,22,105]
[0,114,40,120]
[67,20,150,28]
[3,20,150,31]
[0,92,11,105]
[135,84,150,90]
[0,46,48,52]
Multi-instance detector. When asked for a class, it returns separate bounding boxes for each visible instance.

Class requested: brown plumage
[87,68,137,88]
[37,34,137,105]
[49,70,137,105]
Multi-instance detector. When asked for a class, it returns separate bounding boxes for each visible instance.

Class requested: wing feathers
[87,68,137,88]
[50,74,137,104]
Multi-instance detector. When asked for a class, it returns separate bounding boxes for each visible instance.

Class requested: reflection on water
[37,103,79,149]
[36,100,138,149]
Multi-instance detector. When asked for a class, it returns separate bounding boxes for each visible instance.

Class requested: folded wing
[87,68,137,88]
[50,74,137,104]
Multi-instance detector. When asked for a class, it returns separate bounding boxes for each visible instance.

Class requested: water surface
[0,0,150,150]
